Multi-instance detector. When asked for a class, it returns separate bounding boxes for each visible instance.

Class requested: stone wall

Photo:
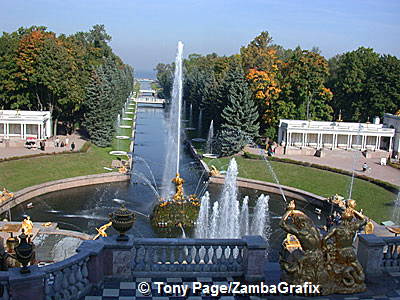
[0,172,130,215]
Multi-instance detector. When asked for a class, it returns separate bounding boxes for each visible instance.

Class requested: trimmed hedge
[243,151,399,193]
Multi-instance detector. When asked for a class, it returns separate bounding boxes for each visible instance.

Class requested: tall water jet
[198,109,203,136]
[195,192,210,238]
[205,120,214,154]
[189,103,193,125]
[348,124,363,200]
[250,195,270,239]
[209,202,219,238]
[392,192,400,225]
[219,159,240,238]
[161,41,184,199]
[239,196,249,237]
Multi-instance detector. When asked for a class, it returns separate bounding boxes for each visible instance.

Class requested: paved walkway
[0,133,86,160]
[246,147,400,187]
[82,264,400,300]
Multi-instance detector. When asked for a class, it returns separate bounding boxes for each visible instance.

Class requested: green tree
[329,47,380,121]
[217,64,260,156]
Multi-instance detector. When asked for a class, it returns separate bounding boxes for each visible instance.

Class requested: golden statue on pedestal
[21,216,33,236]
[172,173,185,202]
[279,200,367,295]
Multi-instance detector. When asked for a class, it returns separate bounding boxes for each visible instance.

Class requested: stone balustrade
[0,235,267,300]
[357,234,400,279]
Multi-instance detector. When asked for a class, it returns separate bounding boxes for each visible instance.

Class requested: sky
[1,0,399,78]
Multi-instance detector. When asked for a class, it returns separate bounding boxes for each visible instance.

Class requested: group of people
[53,137,76,151]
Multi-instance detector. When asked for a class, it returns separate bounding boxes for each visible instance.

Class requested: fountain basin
[192,138,206,142]
[109,151,128,155]
[203,153,218,159]
[116,136,130,139]
[119,125,131,129]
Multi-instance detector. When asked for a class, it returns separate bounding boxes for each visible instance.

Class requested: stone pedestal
[8,266,45,300]
[357,234,385,279]
[242,236,267,282]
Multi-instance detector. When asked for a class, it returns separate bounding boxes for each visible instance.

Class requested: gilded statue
[172,173,185,202]
[279,201,332,293]
[279,200,367,295]
[0,188,14,202]
[323,202,367,293]
[93,222,112,240]
[21,216,33,236]
[209,165,220,177]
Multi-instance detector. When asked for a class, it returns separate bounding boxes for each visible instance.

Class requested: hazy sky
[1,0,399,77]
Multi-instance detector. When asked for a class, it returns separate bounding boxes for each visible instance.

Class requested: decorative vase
[109,205,135,241]
[14,232,33,274]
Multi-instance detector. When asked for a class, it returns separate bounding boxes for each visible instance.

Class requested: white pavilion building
[278,119,395,157]
[0,110,52,140]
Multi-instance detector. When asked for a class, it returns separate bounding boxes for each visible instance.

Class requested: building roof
[0,110,51,123]
[279,119,395,136]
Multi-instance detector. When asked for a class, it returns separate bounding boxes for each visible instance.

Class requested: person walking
[55,137,60,147]
[71,141,75,152]
[65,137,69,146]
[362,162,368,172]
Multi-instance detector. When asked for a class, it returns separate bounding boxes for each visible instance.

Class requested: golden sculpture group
[279,200,367,295]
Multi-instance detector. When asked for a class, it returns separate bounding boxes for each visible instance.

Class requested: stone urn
[14,232,34,274]
[109,205,135,241]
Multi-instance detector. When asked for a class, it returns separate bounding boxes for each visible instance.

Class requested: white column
[302,132,305,147]
[347,134,351,150]
[20,124,23,139]
[37,124,40,139]
[317,133,321,149]
[305,133,308,147]
[6,123,9,138]
[288,131,292,147]
[332,134,336,149]
[375,135,379,151]
[361,135,365,150]
[377,136,381,150]
[389,136,393,152]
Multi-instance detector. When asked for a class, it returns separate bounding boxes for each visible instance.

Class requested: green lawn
[0,145,115,191]
[0,104,136,192]
[203,156,397,223]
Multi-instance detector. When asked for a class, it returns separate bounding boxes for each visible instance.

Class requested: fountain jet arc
[162,41,184,199]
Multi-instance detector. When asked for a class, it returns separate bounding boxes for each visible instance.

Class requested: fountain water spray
[392,192,400,225]
[195,158,271,240]
[348,124,363,200]
[162,41,184,198]
[205,120,214,154]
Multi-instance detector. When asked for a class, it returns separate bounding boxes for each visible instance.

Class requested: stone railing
[0,235,267,300]
[357,234,400,278]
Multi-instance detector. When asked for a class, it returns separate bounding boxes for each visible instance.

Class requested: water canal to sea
[8,100,326,260]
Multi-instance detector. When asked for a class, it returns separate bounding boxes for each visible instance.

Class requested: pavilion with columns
[278,119,395,155]
[0,110,52,140]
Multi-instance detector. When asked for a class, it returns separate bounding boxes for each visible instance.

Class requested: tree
[217,64,259,156]
[329,47,380,121]
[155,63,173,99]
[279,49,333,121]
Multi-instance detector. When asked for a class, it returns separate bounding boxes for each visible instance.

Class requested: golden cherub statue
[21,216,33,236]
[172,173,185,202]
[93,222,112,240]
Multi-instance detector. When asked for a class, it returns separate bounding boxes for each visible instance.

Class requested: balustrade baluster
[227,246,235,271]
[219,245,228,272]
[161,246,168,271]
[68,265,78,298]
[53,270,63,298]
[236,246,244,271]
[82,257,90,286]
[44,274,54,300]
